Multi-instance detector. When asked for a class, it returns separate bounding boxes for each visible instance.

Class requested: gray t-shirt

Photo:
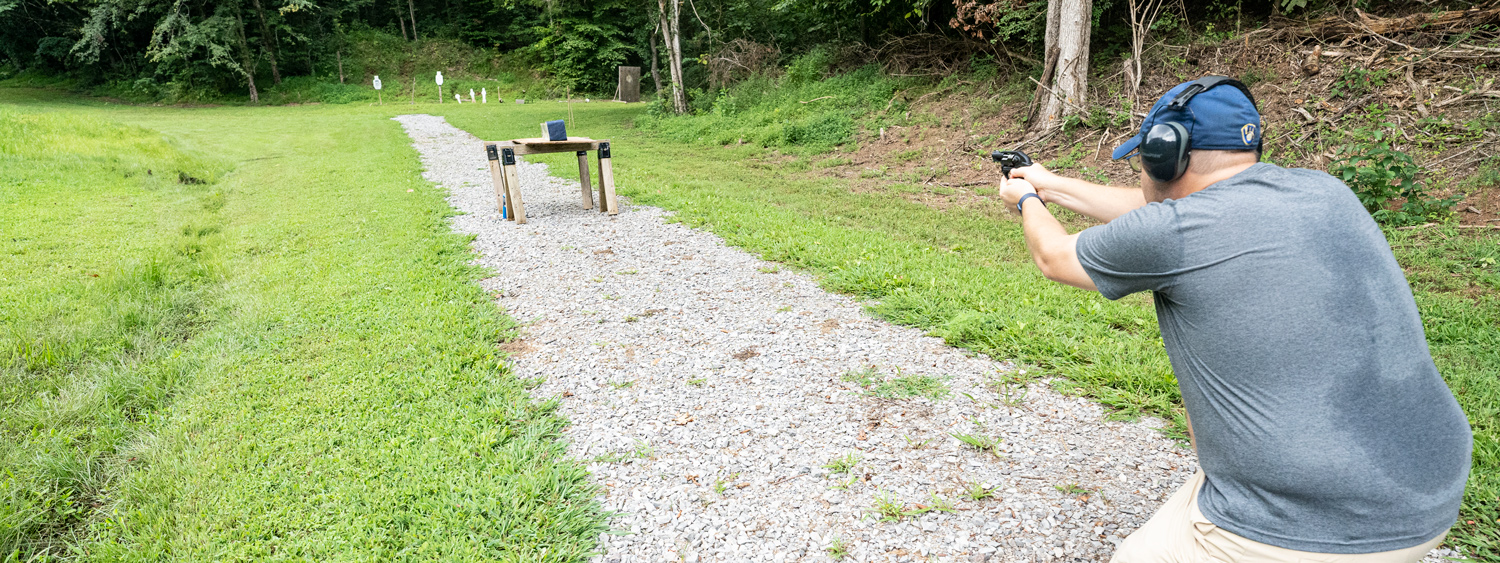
[1076,163,1471,553]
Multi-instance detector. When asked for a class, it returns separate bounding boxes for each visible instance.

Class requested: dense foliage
[0,0,1477,102]
[0,0,951,100]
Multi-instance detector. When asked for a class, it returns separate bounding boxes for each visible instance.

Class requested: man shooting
[997,76,1472,562]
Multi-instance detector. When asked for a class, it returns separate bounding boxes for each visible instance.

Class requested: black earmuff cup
[1142,122,1190,183]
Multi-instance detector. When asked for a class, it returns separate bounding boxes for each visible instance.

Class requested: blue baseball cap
[1112,76,1263,160]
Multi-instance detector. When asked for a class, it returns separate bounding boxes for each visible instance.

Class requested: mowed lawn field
[0,92,608,561]
[3,90,1497,561]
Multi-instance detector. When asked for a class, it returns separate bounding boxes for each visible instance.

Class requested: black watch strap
[1016,192,1042,213]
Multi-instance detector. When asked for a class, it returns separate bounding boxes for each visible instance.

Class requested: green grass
[1,92,607,560]
[867,489,907,522]
[839,367,951,400]
[826,537,849,560]
[822,452,860,475]
[964,481,997,501]
[949,432,1001,453]
[0,107,231,559]
[442,95,1499,559]
[636,65,919,153]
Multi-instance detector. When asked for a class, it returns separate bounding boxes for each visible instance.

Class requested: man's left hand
[999,177,1038,208]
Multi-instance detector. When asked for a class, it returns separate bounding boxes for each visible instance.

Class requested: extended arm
[1009,165,1147,223]
[1002,179,1097,291]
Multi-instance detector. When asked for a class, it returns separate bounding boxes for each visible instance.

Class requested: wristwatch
[1016,192,1042,213]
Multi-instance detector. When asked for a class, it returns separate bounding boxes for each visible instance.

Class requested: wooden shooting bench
[480,137,618,224]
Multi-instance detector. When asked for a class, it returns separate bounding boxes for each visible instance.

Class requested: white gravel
[392,114,1458,563]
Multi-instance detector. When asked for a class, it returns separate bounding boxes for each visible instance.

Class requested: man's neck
[1164,161,1258,200]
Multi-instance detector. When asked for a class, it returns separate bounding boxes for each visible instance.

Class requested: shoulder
[1083,199,1182,242]
[1078,201,1183,265]
[1221,162,1348,193]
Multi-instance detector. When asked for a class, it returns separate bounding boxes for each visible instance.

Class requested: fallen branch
[1279,7,1500,38]
[1027,75,1092,116]
[799,96,834,104]
[909,81,973,106]
[1395,223,1500,231]
[1012,129,1057,152]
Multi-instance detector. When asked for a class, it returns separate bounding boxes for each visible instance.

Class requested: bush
[1331,66,1391,99]
[523,16,630,94]
[1330,131,1458,226]
[784,46,836,86]
[783,112,855,146]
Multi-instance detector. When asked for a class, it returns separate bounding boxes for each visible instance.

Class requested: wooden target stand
[480,137,618,224]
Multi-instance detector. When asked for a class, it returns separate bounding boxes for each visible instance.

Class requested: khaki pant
[1111,472,1447,563]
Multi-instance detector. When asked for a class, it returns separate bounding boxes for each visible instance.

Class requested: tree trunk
[1027,1,1061,125]
[1033,0,1091,131]
[1126,0,1167,109]
[658,0,687,114]
[408,0,419,41]
[235,14,260,103]
[337,49,345,83]
[250,0,281,85]
[648,25,663,98]
[398,11,408,41]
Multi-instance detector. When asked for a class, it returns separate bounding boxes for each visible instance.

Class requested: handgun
[990,150,1033,179]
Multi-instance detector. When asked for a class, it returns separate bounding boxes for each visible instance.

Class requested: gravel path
[392,115,1453,563]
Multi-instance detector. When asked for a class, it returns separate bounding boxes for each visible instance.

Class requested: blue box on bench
[544,120,567,141]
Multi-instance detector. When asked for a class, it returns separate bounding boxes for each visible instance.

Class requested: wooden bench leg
[595,148,609,214]
[501,147,527,224]
[484,143,509,219]
[576,150,595,210]
[598,141,619,216]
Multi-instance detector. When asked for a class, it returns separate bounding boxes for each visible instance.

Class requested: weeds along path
[399,114,1186,562]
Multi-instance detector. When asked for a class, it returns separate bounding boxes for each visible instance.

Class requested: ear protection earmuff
[1141,122,1191,183]
[1139,76,1262,183]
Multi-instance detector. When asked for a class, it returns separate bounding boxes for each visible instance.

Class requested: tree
[657,0,687,114]
[648,21,662,97]
[249,0,281,85]
[407,0,417,41]
[1125,0,1168,107]
[1029,0,1091,131]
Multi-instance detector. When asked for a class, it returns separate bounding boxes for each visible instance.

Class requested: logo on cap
[1241,124,1257,145]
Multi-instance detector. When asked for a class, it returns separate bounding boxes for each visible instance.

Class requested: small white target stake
[469,89,475,103]
[372,75,383,105]
[482,88,487,104]
[455,93,461,103]
[435,71,444,104]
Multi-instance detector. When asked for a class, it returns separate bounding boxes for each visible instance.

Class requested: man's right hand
[1008,162,1148,223]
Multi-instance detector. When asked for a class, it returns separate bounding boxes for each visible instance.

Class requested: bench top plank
[483,137,604,156]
